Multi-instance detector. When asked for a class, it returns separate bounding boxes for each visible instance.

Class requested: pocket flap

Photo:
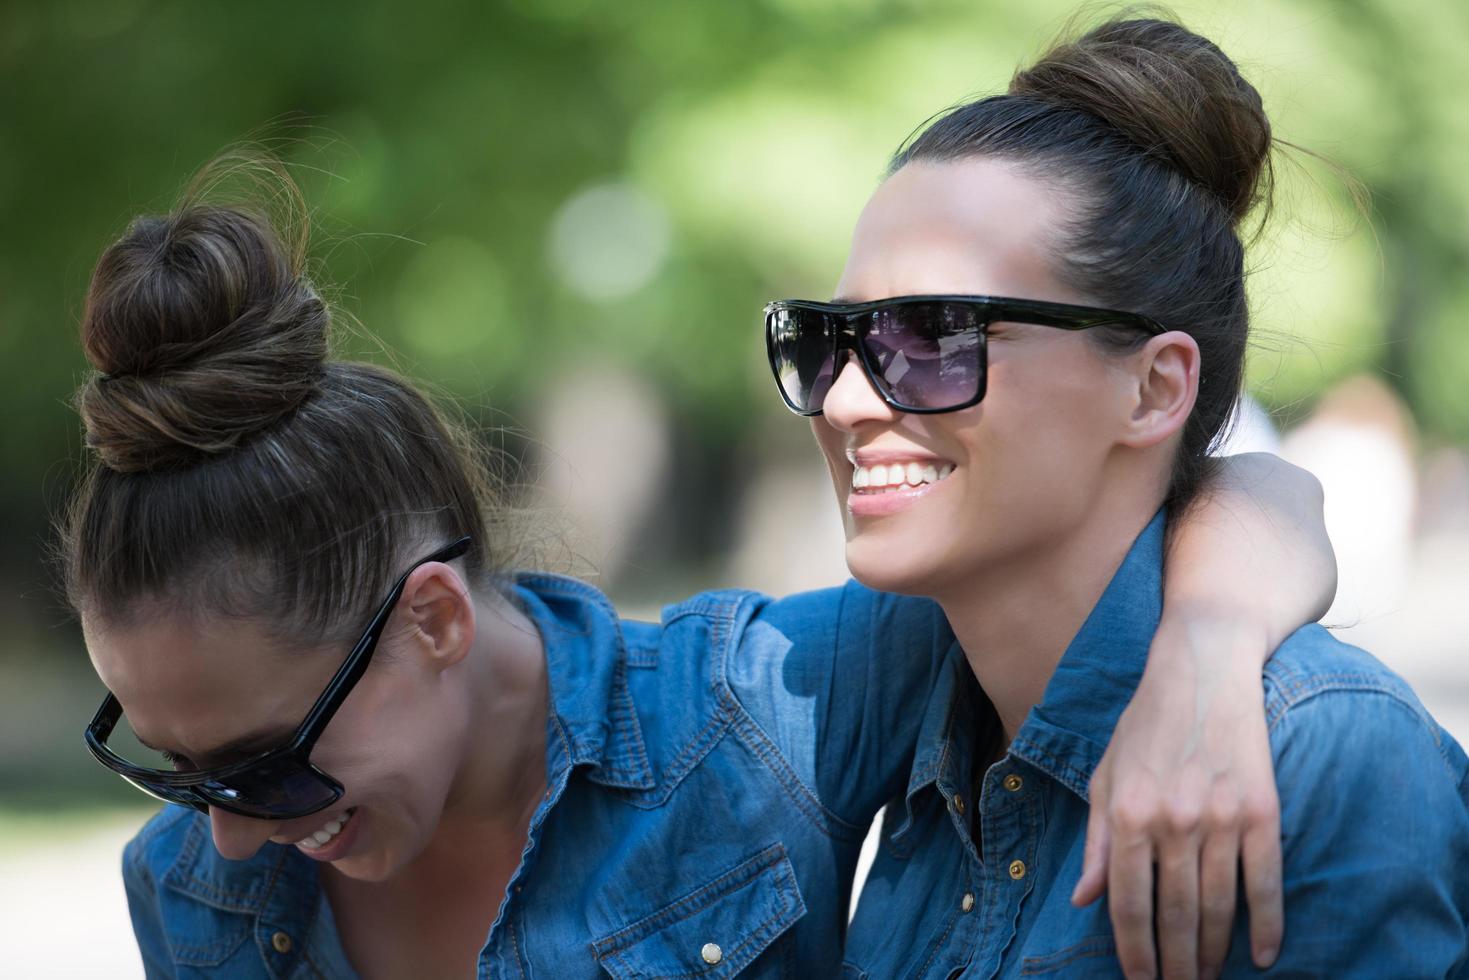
[592,843,807,978]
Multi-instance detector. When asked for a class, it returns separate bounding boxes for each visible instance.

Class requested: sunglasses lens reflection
[866,302,984,411]
[197,757,340,818]
[769,308,838,414]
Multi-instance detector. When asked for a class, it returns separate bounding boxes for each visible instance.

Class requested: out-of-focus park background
[1,0,1466,973]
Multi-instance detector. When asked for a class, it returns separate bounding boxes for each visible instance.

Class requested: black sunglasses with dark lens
[84,537,473,820]
[765,294,1166,417]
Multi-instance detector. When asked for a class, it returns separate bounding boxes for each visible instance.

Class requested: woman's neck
[429,593,549,857]
[936,493,1160,740]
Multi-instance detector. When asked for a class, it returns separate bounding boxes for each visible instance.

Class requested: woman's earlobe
[1121,332,1200,449]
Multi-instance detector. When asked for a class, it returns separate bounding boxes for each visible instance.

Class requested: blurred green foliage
[1,0,1465,754]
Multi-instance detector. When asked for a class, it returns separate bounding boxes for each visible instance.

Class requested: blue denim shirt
[844,512,1469,978]
[121,573,957,978]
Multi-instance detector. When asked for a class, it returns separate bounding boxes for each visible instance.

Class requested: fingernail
[1254,946,1278,966]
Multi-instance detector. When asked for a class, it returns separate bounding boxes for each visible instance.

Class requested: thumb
[1072,790,1111,906]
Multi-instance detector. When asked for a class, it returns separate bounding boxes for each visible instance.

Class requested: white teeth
[849,461,956,493]
[296,808,353,850]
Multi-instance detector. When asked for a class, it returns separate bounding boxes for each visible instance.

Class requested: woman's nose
[820,357,900,431]
[208,807,278,861]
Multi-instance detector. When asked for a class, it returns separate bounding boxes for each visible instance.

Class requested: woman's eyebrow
[136,727,291,760]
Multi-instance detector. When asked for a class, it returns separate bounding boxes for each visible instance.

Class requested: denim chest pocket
[591,843,807,979]
[164,915,253,969]
[1018,935,1121,976]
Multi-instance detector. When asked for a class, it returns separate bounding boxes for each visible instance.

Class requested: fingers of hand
[1108,797,1159,980]
[1240,794,1284,967]
[1195,831,1241,980]
[1154,813,1203,980]
[1074,790,1112,906]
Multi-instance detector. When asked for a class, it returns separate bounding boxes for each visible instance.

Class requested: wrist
[1151,601,1273,672]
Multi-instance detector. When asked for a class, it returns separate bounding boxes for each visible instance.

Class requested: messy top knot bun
[889,13,1295,510]
[60,154,512,644]
[78,201,328,474]
[1009,17,1272,227]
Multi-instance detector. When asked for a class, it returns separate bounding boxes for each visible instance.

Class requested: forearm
[1162,452,1336,658]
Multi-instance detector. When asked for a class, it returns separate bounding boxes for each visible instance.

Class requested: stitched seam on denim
[1264,685,1454,778]
[505,915,527,980]
[1019,935,1116,974]
[1264,681,1443,749]
[1268,668,1411,701]
[662,589,750,624]
[726,695,866,841]
[626,640,659,669]
[611,873,801,980]
[716,586,866,836]
[610,703,731,807]
[516,571,622,617]
[595,652,655,788]
[167,928,251,965]
[1008,743,1093,803]
[591,844,789,954]
[911,900,962,979]
[884,792,926,859]
[168,824,271,912]
[134,806,192,853]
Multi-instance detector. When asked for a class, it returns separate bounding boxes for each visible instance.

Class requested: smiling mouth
[851,460,955,493]
[296,807,356,851]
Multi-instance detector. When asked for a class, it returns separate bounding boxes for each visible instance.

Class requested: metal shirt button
[1003,774,1023,792]
[952,793,965,815]
[1008,859,1027,880]
[701,942,723,964]
[961,892,976,913]
[271,931,293,954]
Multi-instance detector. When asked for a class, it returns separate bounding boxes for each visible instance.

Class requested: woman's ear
[1118,330,1201,449]
[397,562,477,673]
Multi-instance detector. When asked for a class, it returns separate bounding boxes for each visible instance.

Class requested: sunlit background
[2,0,1466,974]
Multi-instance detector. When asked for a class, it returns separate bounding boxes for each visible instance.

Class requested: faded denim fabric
[122,573,957,978]
[844,512,1469,979]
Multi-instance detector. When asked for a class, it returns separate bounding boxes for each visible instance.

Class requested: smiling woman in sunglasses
[62,159,1339,975]
[770,16,1469,978]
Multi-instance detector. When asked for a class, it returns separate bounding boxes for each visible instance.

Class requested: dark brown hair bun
[1010,17,1272,225]
[77,196,328,474]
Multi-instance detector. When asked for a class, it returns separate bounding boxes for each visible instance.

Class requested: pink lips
[294,808,362,863]
[847,478,948,517]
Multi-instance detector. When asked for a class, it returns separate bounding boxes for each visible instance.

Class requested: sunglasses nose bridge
[821,350,901,430]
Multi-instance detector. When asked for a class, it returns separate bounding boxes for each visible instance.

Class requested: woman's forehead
[838,158,1078,302]
[85,612,320,751]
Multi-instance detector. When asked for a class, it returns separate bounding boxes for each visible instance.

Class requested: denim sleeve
[122,837,177,980]
[1228,688,1469,976]
[727,582,952,828]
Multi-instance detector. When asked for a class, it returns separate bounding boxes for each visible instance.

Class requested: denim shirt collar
[892,510,1165,841]
[515,572,655,791]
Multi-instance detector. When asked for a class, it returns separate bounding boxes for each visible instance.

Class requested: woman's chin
[843,536,945,597]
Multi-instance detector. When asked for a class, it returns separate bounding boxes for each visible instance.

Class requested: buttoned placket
[950,758,1040,979]
[922,667,994,980]
[475,717,576,978]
